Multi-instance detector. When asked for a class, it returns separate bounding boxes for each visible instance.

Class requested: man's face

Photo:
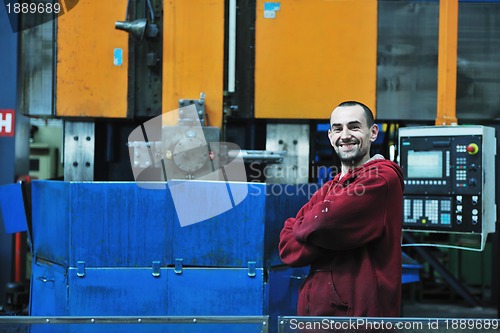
[328,105,378,166]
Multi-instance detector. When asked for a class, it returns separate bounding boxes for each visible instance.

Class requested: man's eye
[332,128,342,133]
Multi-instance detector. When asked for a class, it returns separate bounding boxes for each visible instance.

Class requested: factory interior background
[1,0,500,331]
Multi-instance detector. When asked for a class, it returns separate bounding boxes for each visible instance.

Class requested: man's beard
[337,149,364,165]
[335,141,365,165]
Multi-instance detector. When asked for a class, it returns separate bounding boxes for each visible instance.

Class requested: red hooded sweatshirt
[279,156,404,317]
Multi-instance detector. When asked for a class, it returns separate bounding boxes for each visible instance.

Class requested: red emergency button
[466,143,479,155]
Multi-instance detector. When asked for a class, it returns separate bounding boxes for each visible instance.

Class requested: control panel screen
[407,150,442,178]
[399,126,495,236]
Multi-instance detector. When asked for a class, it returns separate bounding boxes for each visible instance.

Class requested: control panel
[399,126,495,241]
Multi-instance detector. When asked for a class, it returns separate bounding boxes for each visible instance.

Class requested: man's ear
[370,124,379,142]
[327,129,333,146]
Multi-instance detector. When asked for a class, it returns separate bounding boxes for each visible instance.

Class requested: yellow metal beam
[162,1,225,128]
[255,0,378,119]
[436,0,459,125]
[56,1,129,118]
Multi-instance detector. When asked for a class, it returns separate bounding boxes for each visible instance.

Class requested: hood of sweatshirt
[334,154,405,191]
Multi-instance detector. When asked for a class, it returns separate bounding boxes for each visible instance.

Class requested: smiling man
[279,101,405,317]
[329,101,378,174]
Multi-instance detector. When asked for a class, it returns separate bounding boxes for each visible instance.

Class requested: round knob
[469,163,477,172]
[469,178,477,187]
[173,138,208,173]
[466,143,479,155]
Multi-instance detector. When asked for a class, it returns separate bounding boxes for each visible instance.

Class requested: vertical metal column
[18,15,55,117]
[63,121,95,181]
[0,4,17,307]
[0,5,30,306]
[265,124,309,184]
[435,0,459,125]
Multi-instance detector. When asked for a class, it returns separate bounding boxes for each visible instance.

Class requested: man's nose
[340,127,352,139]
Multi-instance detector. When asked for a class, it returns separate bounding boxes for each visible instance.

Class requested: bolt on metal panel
[63,121,95,181]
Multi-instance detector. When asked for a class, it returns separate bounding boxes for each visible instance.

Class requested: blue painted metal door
[30,260,68,316]
[171,182,267,267]
[166,267,265,333]
[31,181,71,266]
[69,182,174,267]
[68,267,168,315]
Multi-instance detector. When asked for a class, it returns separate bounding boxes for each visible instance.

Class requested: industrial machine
[128,103,286,186]
[400,125,496,251]
[2,0,500,325]
[28,180,313,333]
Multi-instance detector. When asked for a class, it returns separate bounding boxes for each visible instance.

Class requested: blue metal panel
[69,182,174,267]
[157,323,264,333]
[402,252,423,284]
[171,182,267,267]
[165,267,267,332]
[31,181,317,268]
[9,320,268,333]
[268,266,308,316]
[0,183,28,233]
[67,267,168,316]
[30,323,163,333]
[30,260,68,316]
[268,265,309,333]
[167,267,265,315]
[264,184,316,266]
[28,180,352,331]
[31,180,71,266]
[31,181,175,267]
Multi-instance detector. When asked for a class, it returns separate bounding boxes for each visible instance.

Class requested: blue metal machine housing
[28,180,419,332]
[29,180,313,332]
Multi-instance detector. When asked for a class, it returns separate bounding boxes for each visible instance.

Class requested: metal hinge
[152,261,161,277]
[247,261,256,277]
[178,92,206,123]
[174,258,183,274]
[77,261,86,277]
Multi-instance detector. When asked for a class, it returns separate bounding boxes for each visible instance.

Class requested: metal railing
[3,315,499,332]
[0,315,269,333]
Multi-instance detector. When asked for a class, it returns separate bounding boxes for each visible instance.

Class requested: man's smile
[338,141,359,150]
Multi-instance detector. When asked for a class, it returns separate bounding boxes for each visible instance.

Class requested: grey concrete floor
[402,301,498,318]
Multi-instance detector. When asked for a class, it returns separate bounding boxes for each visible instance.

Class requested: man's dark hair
[337,101,375,127]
